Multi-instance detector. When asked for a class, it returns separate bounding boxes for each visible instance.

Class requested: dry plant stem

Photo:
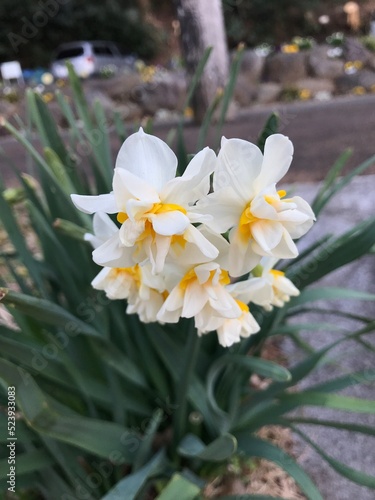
[172,320,201,459]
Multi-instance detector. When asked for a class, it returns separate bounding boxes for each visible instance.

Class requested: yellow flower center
[239,190,287,241]
[117,203,187,225]
[117,203,188,246]
[111,265,141,288]
[236,299,249,313]
[270,269,285,279]
[179,268,230,291]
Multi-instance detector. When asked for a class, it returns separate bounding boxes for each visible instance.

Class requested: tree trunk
[174,0,229,122]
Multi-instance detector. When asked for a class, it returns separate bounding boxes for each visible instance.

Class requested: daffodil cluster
[71,128,315,347]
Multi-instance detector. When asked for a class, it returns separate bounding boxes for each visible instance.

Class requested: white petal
[153,235,172,274]
[151,211,190,236]
[119,219,146,247]
[275,275,300,296]
[255,134,293,189]
[91,267,112,290]
[250,193,278,220]
[184,225,219,261]
[161,147,216,204]
[71,193,117,214]
[92,233,135,268]
[195,187,244,233]
[115,128,177,191]
[92,212,118,241]
[228,277,273,306]
[251,221,283,253]
[113,168,159,213]
[228,228,262,277]
[215,137,263,199]
[271,229,299,258]
[182,281,208,318]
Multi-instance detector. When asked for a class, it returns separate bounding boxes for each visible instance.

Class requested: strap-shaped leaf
[279,391,375,413]
[293,427,375,488]
[156,473,201,500]
[236,434,323,500]
[102,449,167,500]
[178,433,237,462]
[0,358,139,463]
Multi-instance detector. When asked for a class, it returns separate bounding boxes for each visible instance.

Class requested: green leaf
[0,288,100,338]
[102,449,167,500]
[182,47,212,111]
[207,354,291,419]
[257,112,279,153]
[0,180,46,294]
[133,409,164,471]
[288,218,375,289]
[0,449,54,477]
[236,435,323,500]
[156,474,201,500]
[312,152,375,215]
[279,391,375,413]
[214,44,245,147]
[293,427,375,488]
[178,433,237,462]
[287,287,375,309]
[284,417,375,437]
[311,149,352,215]
[0,358,139,463]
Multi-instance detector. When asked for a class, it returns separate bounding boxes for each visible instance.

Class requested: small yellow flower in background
[344,61,363,74]
[370,84,375,93]
[352,86,366,95]
[282,44,299,54]
[299,89,312,100]
[184,106,194,119]
[42,92,54,103]
[56,79,66,88]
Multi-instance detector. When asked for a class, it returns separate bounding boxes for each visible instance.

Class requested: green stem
[172,320,201,456]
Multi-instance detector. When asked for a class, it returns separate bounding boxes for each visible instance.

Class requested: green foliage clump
[0,0,159,68]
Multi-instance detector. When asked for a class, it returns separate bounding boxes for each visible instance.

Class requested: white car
[51,41,134,78]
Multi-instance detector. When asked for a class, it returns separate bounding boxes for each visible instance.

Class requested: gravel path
[282,174,375,500]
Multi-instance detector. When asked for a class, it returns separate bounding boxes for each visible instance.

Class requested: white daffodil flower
[85,212,167,322]
[227,257,300,311]
[196,134,315,276]
[157,262,242,329]
[71,128,218,274]
[157,258,260,347]
[197,300,260,348]
[93,263,167,323]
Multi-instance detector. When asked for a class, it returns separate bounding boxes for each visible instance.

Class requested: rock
[134,72,187,115]
[0,100,17,121]
[85,90,115,114]
[256,82,282,104]
[234,74,258,106]
[343,37,373,65]
[116,102,143,122]
[335,70,375,92]
[238,49,265,83]
[294,78,335,95]
[91,72,143,102]
[308,44,345,79]
[264,51,308,84]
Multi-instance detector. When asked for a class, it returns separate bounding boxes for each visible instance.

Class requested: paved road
[1,94,375,187]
